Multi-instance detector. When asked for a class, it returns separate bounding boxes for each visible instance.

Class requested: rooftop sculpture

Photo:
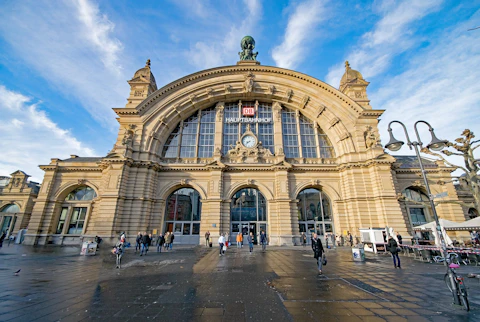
[238,36,258,61]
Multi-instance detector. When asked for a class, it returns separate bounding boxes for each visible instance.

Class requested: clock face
[242,135,256,148]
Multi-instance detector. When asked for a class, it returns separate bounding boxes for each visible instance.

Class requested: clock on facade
[242,135,257,148]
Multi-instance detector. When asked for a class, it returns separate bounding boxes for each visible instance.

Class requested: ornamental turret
[125,59,158,108]
[339,61,371,109]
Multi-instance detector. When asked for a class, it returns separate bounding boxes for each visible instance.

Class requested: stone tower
[339,61,371,109]
[125,59,158,108]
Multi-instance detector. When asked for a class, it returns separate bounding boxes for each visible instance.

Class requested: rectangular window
[175,223,182,233]
[56,207,68,234]
[68,207,87,234]
[163,127,180,158]
[300,116,318,158]
[258,103,274,153]
[318,133,334,158]
[409,208,427,226]
[232,223,240,233]
[180,120,198,158]
[192,223,200,235]
[223,103,240,154]
[183,223,191,235]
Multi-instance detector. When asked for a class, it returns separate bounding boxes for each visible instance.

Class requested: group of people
[0,230,15,248]
[134,231,175,255]
[217,231,268,255]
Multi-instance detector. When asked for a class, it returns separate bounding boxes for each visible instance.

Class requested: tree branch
[420,148,468,173]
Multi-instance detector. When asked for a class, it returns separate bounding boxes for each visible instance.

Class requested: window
[282,110,299,158]
[164,188,201,236]
[162,107,217,158]
[68,207,87,234]
[66,186,96,201]
[468,208,478,219]
[0,204,20,213]
[296,188,333,238]
[56,207,68,234]
[402,188,430,226]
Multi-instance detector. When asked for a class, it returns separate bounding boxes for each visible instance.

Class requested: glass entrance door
[1,216,12,234]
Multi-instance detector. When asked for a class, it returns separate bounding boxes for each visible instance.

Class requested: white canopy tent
[446,216,480,231]
[413,219,456,246]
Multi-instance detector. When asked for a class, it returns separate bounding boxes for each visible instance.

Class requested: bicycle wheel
[458,283,470,311]
[444,273,453,293]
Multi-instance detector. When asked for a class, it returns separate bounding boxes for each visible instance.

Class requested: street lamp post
[385,120,460,305]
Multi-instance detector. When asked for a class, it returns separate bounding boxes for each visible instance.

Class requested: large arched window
[56,186,96,235]
[164,188,201,236]
[0,204,20,213]
[162,107,216,159]
[230,188,267,244]
[282,109,334,159]
[402,187,431,226]
[1,204,20,234]
[297,188,333,241]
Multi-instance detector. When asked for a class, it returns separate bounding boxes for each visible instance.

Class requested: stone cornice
[337,158,396,171]
[113,108,139,116]
[133,65,370,117]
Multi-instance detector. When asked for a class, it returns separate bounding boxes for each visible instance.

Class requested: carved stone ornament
[268,85,276,95]
[238,36,258,61]
[224,84,232,94]
[78,179,87,185]
[216,102,225,122]
[180,179,189,185]
[364,125,379,149]
[121,125,135,147]
[338,132,351,142]
[285,89,293,102]
[244,72,255,93]
[412,180,424,187]
[311,179,321,186]
[224,127,274,164]
[329,117,340,128]
[189,94,197,104]
[206,87,214,98]
[247,179,254,185]
[300,95,310,109]
[316,105,326,117]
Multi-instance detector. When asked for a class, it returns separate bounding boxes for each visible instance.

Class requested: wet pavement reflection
[0,244,479,321]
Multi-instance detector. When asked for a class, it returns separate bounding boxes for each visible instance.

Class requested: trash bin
[80,242,97,256]
[352,245,365,262]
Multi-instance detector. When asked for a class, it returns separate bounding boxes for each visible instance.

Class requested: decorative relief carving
[78,179,87,185]
[338,132,351,141]
[206,87,214,98]
[285,89,293,102]
[268,85,276,95]
[121,124,136,147]
[412,180,424,187]
[355,92,363,99]
[180,179,189,185]
[272,101,282,122]
[224,84,232,94]
[189,94,197,104]
[329,117,340,128]
[316,105,326,117]
[311,179,321,186]
[244,72,255,93]
[225,140,274,164]
[134,90,143,97]
[247,179,254,185]
[300,95,310,109]
[215,102,224,121]
[364,125,379,149]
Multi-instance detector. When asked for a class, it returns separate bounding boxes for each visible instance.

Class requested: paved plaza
[0,243,479,321]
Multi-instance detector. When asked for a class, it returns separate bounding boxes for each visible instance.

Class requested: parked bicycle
[444,253,469,311]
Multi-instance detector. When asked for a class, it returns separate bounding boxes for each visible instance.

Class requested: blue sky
[0,0,479,182]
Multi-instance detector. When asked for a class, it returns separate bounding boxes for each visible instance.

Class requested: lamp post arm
[388,120,414,148]
[413,120,436,148]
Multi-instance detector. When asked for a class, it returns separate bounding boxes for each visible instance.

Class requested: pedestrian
[260,230,267,252]
[225,232,229,248]
[336,234,341,247]
[311,233,325,274]
[236,232,242,248]
[135,232,142,253]
[140,232,149,256]
[0,231,6,248]
[387,235,401,269]
[301,232,307,247]
[247,232,254,253]
[164,232,171,251]
[348,232,353,247]
[170,232,175,250]
[113,236,125,269]
[156,233,165,252]
[325,233,329,249]
[218,233,225,256]
[396,232,403,245]
[205,231,210,246]
[330,234,335,249]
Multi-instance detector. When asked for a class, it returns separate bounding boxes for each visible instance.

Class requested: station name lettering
[225,117,272,123]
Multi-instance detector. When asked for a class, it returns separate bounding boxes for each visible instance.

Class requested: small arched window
[468,208,479,219]
[402,187,431,226]
[0,204,20,213]
[66,186,96,201]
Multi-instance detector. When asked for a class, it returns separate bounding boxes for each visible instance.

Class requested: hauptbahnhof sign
[225,117,272,123]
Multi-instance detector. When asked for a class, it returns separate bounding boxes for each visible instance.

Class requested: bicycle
[443,253,469,311]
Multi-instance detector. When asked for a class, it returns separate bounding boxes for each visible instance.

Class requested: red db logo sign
[242,107,255,116]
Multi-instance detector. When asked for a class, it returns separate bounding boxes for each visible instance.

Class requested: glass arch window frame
[402,187,432,227]
[164,187,202,236]
[0,204,20,213]
[296,188,334,243]
[55,186,96,235]
[162,107,216,159]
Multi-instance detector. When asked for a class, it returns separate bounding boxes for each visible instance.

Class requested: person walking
[348,232,353,247]
[387,235,401,269]
[0,231,6,248]
[8,234,15,246]
[301,232,307,247]
[396,232,403,245]
[140,232,149,256]
[218,233,225,256]
[247,232,254,253]
[113,236,125,269]
[260,231,267,252]
[205,231,210,247]
[164,232,171,251]
[170,233,175,250]
[135,232,142,253]
[236,232,243,248]
[156,233,165,252]
[311,233,325,274]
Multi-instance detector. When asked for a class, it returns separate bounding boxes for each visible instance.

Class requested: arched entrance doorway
[297,188,333,244]
[230,188,267,245]
[164,187,202,244]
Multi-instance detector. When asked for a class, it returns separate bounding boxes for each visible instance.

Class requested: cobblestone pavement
[0,243,479,321]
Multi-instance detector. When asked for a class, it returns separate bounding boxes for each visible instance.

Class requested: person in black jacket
[311,233,325,274]
[140,232,150,256]
[135,232,142,253]
[387,236,401,269]
[156,233,165,252]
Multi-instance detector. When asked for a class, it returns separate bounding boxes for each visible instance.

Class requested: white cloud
[272,0,327,69]
[0,0,129,128]
[373,11,480,171]
[0,85,96,182]
[325,0,441,87]
[186,0,262,69]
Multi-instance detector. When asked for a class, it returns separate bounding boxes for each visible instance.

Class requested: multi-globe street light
[385,120,460,304]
